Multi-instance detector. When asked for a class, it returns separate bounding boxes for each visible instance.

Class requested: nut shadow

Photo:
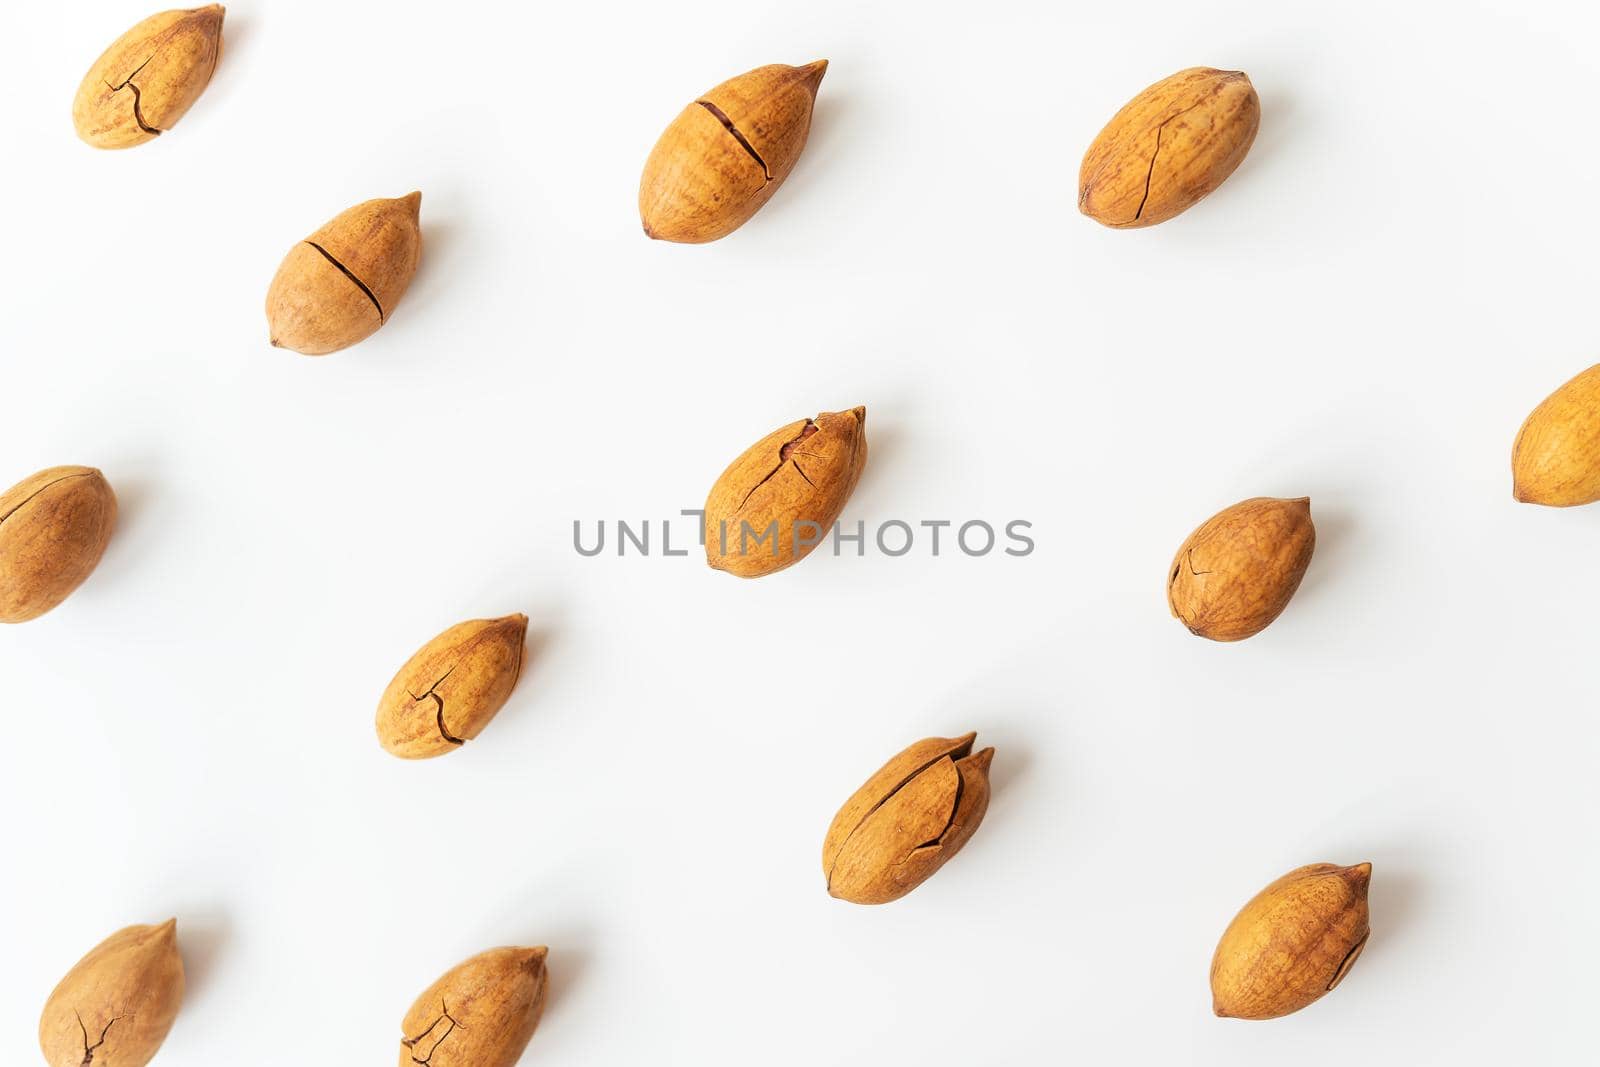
[1363,860,1424,963]
[178,912,231,1002]
[1293,502,1355,606]
[539,940,591,1022]
[86,470,157,600]
[516,625,557,704]
[397,216,462,327]
[215,10,256,74]
[851,415,899,502]
[983,730,1034,804]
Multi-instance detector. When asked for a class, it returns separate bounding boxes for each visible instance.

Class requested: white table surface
[2,0,1595,1062]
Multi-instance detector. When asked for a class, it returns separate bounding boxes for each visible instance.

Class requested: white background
[2,0,1596,1063]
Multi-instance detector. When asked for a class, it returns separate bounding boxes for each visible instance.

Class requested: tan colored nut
[377,615,528,759]
[1079,67,1259,228]
[823,732,995,905]
[73,5,224,149]
[1167,496,1314,642]
[265,193,423,355]
[704,406,866,578]
[640,61,828,243]
[400,946,548,1067]
[1512,362,1600,506]
[0,465,117,624]
[39,919,185,1067]
[1211,862,1372,1020]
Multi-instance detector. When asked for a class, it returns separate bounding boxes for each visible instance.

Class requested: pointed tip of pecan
[800,59,828,90]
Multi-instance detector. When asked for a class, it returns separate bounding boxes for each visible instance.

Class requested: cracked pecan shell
[0,465,117,624]
[72,5,224,149]
[704,406,866,578]
[640,61,827,243]
[1512,362,1600,506]
[39,919,184,1067]
[1211,862,1371,1020]
[823,732,995,905]
[266,192,423,355]
[400,946,547,1067]
[1079,67,1259,228]
[377,614,527,759]
[1167,497,1314,642]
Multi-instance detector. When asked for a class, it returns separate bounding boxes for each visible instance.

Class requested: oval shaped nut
[0,466,117,624]
[640,60,828,243]
[823,732,995,905]
[1211,862,1371,1020]
[1512,362,1600,506]
[705,406,867,578]
[39,919,185,1067]
[377,614,528,759]
[73,5,225,149]
[400,946,548,1067]
[1167,496,1314,642]
[265,192,423,356]
[1079,67,1259,228]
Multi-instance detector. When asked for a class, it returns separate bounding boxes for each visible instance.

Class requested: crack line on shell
[419,692,464,746]
[1327,931,1369,990]
[733,421,818,516]
[826,737,974,890]
[305,241,385,322]
[0,471,95,527]
[403,1002,464,1064]
[107,53,154,90]
[407,665,465,746]
[697,100,772,181]
[913,764,964,851]
[1133,124,1163,221]
[105,54,162,136]
[509,629,526,690]
[1131,98,1209,223]
[126,81,160,135]
[76,1010,127,1065]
